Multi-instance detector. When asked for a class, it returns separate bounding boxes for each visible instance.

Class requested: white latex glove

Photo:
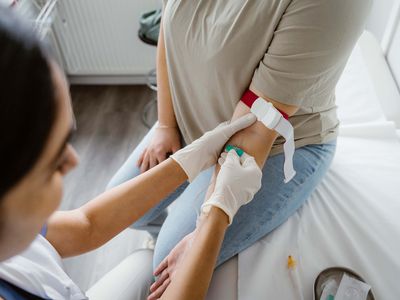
[170,113,256,182]
[201,150,262,224]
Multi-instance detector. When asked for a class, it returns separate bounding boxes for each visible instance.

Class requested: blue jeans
[107,124,336,269]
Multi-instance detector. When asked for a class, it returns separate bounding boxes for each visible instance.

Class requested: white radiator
[53,0,160,84]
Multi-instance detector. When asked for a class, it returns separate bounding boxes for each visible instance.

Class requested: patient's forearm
[228,102,277,167]
[206,89,298,198]
[203,102,276,201]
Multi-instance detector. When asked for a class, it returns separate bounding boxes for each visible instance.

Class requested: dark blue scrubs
[0,279,47,300]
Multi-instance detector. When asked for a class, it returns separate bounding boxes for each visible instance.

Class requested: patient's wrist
[226,128,271,167]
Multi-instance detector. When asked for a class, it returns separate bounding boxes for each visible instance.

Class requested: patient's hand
[148,232,195,300]
[138,127,182,173]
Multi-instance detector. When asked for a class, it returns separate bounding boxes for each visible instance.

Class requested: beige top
[162,0,372,155]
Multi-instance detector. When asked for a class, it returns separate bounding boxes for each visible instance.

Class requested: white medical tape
[250,98,296,183]
[275,117,296,183]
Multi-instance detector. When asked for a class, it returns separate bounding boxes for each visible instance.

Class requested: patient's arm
[207,87,298,198]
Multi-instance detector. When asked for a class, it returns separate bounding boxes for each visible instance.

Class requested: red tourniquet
[241,89,289,120]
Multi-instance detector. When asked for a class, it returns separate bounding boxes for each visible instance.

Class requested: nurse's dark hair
[0,7,57,199]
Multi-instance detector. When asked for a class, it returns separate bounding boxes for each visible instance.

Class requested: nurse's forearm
[47,159,187,257]
[161,207,229,300]
[157,18,177,127]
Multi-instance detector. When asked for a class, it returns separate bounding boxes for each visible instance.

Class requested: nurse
[0,8,261,300]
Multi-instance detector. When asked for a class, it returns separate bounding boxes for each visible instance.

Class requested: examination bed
[206,31,400,300]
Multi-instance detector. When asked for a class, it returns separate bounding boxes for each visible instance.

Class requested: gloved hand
[201,149,262,224]
[170,113,256,182]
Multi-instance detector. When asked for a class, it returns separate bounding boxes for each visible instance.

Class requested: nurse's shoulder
[0,235,86,300]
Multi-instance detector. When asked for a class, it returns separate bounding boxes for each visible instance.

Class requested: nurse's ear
[58,144,79,176]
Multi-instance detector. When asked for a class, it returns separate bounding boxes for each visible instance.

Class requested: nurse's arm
[46,158,187,258]
[160,207,229,300]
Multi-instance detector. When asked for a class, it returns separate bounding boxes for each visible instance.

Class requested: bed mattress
[206,32,400,300]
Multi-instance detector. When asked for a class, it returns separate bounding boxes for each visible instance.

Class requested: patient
[107,0,372,297]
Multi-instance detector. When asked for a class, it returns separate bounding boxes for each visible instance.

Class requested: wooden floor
[62,85,157,291]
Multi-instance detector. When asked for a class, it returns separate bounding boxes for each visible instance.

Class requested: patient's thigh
[153,143,336,269]
[106,124,156,189]
[217,142,336,265]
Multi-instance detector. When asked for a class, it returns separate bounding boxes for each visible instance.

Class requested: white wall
[364,0,400,91]
[387,19,400,89]
[365,0,399,42]
[53,0,161,84]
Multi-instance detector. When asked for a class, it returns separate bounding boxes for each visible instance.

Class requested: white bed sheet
[238,123,400,300]
[207,32,400,300]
